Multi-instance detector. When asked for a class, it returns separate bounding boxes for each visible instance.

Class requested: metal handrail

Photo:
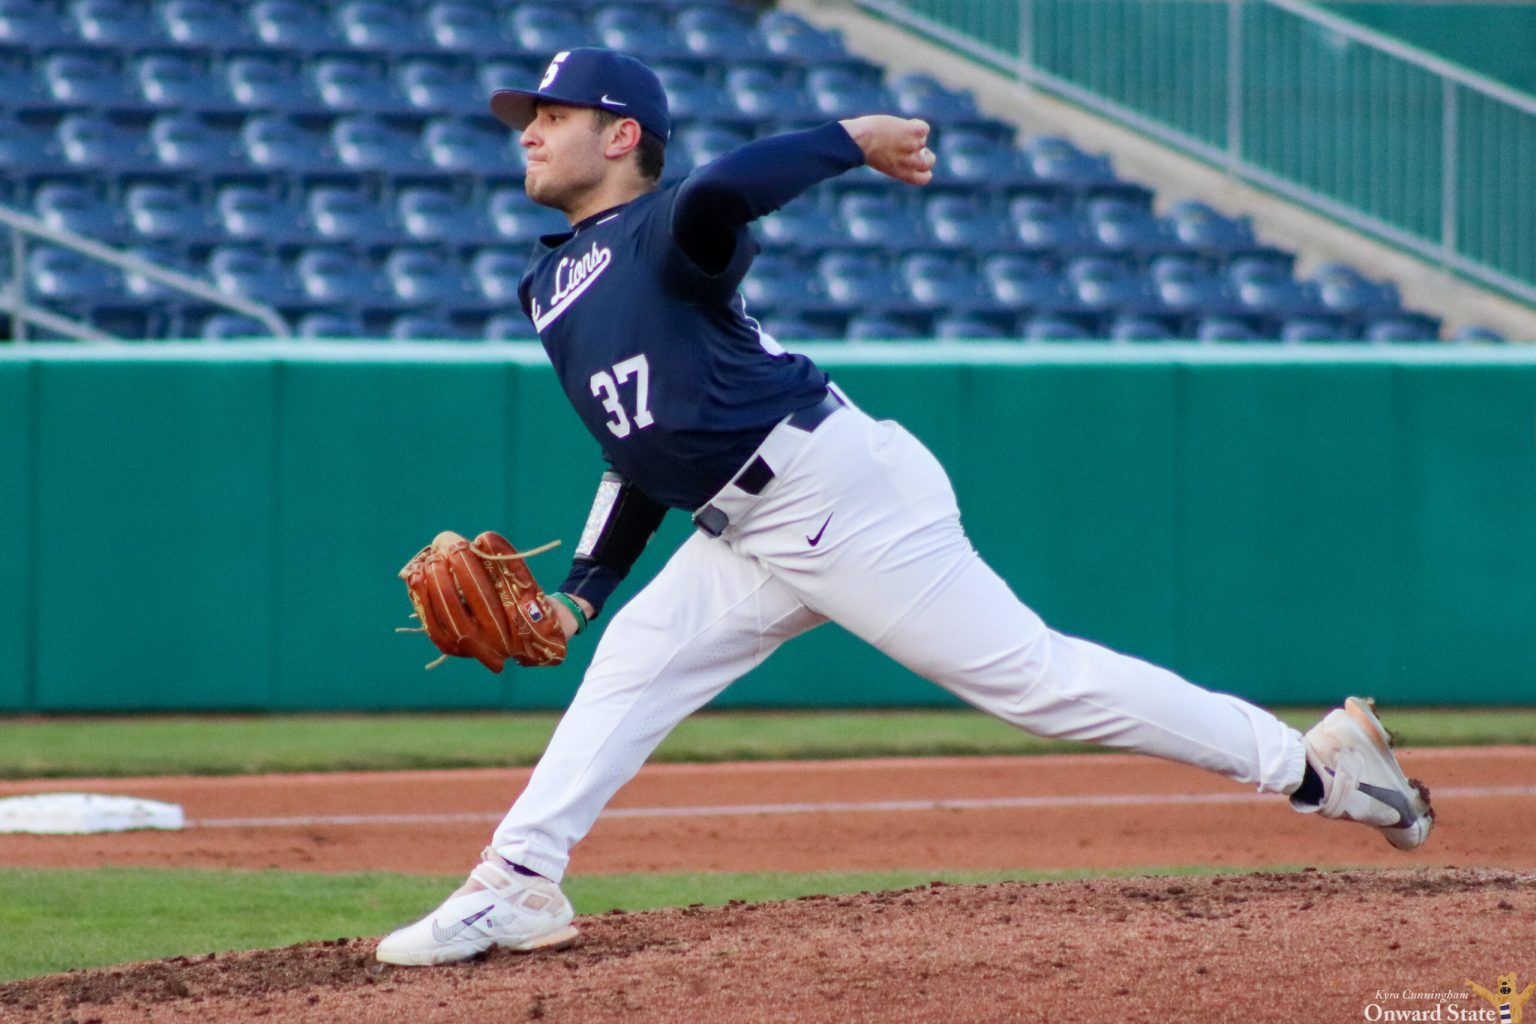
[0,204,292,343]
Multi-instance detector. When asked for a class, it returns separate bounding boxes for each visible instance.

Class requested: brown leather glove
[398,530,567,673]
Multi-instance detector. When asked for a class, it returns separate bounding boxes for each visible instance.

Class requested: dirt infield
[2,748,1534,1022]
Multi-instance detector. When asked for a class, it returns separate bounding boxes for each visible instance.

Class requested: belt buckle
[693,504,728,537]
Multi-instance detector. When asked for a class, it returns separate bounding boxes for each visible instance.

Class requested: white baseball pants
[493,401,1307,882]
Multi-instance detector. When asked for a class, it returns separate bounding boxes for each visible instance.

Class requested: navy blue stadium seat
[488,188,566,244]
[216,185,311,246]
[817,250,912,313]
[206,245,304,306]
[307,186,400,247]
[1362,314,1440,343]
[805,65,892,122]
[838,190,930,251]
[1066,256,1151,315]
[0,0,78,47]
[124,182,220,246]
[1311,262,1402,318]
[675,5,769,61]
[758,11,848,63]
[58,112,159,173]
[0,114,65,177]
[250,0,337,52]
[980,253,1069,311]
[241,115,341,179]
[425,3,511,57]
[675,123,752,170]
[923,193,1014,253]
[845,311,929,341]
[398,58,482,115]
[1107,314,1175,342]
[335,0,430,54]
[383,247,466,306]
[308,55,410,116]
[396,187,497,246]
[507,5,590,57]
[725,65,814,124]
[136,52,235,113]
[151,113,250,177]
[478,59,539,98]
[1451,324,1504,343]
[1008,196,1099,257]
[1020,136,1119,191]
[422,117,517,180]
[1148,254,1233,322]
[933,129,1034,190]
[297,310,367,339]
[41,50,132,110]
[1086,196,1175,260]
[656,63,745,125]
[222,54,301,113]
[1163,200,1289,266]
[899,251,994,313]
[485,312,538,341]
[1019,313,1093,341]
[34,181,128,243]
[71,0,164,48]
[389,312,474,341]
[756,312,844,343]
[1279,316,1352,343]
[158,0,257,49]
[0,49,39,111]
[1228,258,1322,320]
[123,241,198,300]
[741,252,819,315]
[28,246,125,303]
[469,248,525,303]
[1194,315,1265,342]
[199,312,273,340]
[295,246,384,307]
[932,312,1013,340]
[754,203,849,254]
[593,5,693,61]
[332,115,438,179]
[891,73,996,134]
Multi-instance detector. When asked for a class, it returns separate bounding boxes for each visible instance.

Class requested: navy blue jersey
[520,123,862,510]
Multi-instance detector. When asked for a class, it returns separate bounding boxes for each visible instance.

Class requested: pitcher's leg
[492,532,825,881]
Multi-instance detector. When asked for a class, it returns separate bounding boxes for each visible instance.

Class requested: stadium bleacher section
[0,0,1483,342]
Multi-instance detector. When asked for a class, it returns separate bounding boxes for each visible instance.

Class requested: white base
[0,793,185,834]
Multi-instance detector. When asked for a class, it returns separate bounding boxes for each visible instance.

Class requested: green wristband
[551,592,588,635]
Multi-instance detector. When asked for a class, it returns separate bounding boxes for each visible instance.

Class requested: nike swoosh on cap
[600,94,627,106]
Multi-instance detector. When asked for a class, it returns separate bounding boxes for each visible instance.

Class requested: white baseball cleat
[376,847,578,966]
[1291,697,1434,850]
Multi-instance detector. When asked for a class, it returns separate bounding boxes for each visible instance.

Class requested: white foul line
[186,784,1536,830]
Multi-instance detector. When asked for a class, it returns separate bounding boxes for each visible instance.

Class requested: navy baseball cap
[490,48,671,143]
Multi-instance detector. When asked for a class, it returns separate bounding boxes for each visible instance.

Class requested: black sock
[510,862,546,880]
[1292,763,1325,805]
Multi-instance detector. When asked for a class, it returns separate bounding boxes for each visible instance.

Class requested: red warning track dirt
[2,749,1533,1023]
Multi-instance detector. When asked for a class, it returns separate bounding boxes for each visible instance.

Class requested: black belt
[692,391,844,538]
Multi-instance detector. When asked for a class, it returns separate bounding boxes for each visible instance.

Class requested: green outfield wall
[2,342,1533,711]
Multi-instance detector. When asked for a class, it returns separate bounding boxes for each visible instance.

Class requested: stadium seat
[1020,136,1120,191]
[593,6,692,62]
[398,58,482,115]
[249,0,336,52]
[422,117,518,180]
[724,65,815,124]
[673,123,751,170]
[41,50,131,110]
[71,0,164,48]
[890,74,997,134]
[741,253,819,315]
[754,203,849,254]
[469,248,525,303]
[1008,196,1099,257]
[335,0,430,53]
[216,185,311,247]
[1194,315,1265,342]
[923,194,1014,253]
[933,129,1034,190]
[1066,256,1151,314]
[488,188,567,244]
[1451,324,1504,343]
[485,312,537,341]
[0,49,38,110]
[0,114,64,177]
[507,6,590,57]
[308,56,410,116]
[845,311,929,341]
[899,251,994,312]
[243,116,337,176]
[0,0,77,47]
[759,11,849,63]
[199,312,274,340]
[34,181,128,243]
[1279,317,1352,343]
[980,253,1070,311]
[332,116,439,179]
[756,312,844,343]
[1362,314,1440,343]
[1228,258,1322,319]
[932,312,1013,340]
[816,250,911,312]
[136,52,235,113]
[1086,196,1173,260]
[27,246,124,303]
[396,187,497,246]
[425,2,511,56]
[124,182,220,246]
[150,113,249,177]
[297,310,367,339]
[838,191,930,251]
[478,59,539,98]
[306,186,401,246]
[1163,200,1289,267]
[1148,254,1233,321]
[805,66,893,122]
[1019,314,1093,341]
[122,241,198,300]
[383,247,467,306]
[206,245,304,306]
[225,55,313,113]
[1107,314,1176,342]
[656,64,744,125]
[1311,262,1402,318]
[159,0,257,49]
[295,247,384,307]
[675,5,770,61]
[389,312,474,341]
[58,113,159,173]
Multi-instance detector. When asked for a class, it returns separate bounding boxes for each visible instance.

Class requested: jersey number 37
[590,354,655,439]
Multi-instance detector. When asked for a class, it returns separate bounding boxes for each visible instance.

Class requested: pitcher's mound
[4,868,1532,1023]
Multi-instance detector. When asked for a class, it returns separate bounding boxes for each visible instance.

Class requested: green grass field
[0,707,1516,984]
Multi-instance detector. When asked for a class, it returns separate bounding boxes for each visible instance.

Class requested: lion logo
[1466,973,1536,1023]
